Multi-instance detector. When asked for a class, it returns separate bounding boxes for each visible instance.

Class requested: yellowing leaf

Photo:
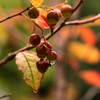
[30,0,43,6]
[15,50,44,93]
[67,42,99,64]
[79,70,100,87]
[38,8,47,17]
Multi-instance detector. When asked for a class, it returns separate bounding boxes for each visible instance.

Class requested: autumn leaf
[67,42,99,64]
[38,8,47,17]
[35,15,50,28]
[30,0,43,7]
[79,70,100,87]
[79,26,97,46]
[15,50,44,93]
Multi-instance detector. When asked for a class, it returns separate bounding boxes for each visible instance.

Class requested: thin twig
[0,7,29,23]
[27,24,35,46]
[73,0,84,13]
[65,14,100,25]
[0,93,12,99]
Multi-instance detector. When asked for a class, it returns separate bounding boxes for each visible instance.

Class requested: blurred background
[0,0,100,100]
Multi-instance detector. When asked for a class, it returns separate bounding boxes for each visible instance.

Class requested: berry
[47,50,57,61]
[45,41,52,50]
[36,59,49,73]
[61,4,73,18]
[41,41,52,50]
[36,43,47,58]
[47,10,60,26]
[28,7,39,19]
[29,34,41,47]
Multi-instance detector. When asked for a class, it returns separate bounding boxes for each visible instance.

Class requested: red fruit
[45,41,52,50]
[36,59,49,73]
[47,10,60,26]
[36,43,47,58]
[28,7,39,19]
[61,4,73,18]
[29,34,41,47]
[47,50,57,61]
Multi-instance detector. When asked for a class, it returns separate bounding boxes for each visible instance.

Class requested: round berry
[47,50,57,61]
[47,10,60,26]
[41,41,52,50]
[36,44,47,58]
[29,34,41,47]
[45,41,52,50]
[61,4,73,18]
[36,59,49,73]
[28,7,39,19]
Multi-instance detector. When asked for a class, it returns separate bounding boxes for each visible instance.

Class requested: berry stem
[52,3,65,9]
[21,13,45,39]
[27,24,35,46]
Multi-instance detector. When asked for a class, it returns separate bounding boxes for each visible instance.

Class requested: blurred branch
[0,7,29,23]
[78,87,100,100]
[0,93,12,99]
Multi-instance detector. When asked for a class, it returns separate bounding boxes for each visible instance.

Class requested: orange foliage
[79,70,100,87]
[79,26,97,46]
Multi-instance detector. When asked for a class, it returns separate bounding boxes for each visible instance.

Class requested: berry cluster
[29,34,57,73]
[28,4,72,73]
[28,4,73,26]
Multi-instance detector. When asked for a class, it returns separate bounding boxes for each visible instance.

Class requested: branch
[0,45,33,66]
[73,0,84,13]
[0,7,29,23]
[0,0,99,67]
[65,14,100,25]
[1,15,100,67]
[0,93,12,99]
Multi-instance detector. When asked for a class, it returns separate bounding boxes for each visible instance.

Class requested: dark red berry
[36,59,49,73]
[45,41,52,50]
[47,10,60,26]
[61,4,73,18]
[36,43,47,58]
[28,7,39,19]
[29,34,41,47]
[41,41,52,50]
[47,50,57,61]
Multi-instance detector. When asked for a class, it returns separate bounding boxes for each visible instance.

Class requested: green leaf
[15,50,44,93]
